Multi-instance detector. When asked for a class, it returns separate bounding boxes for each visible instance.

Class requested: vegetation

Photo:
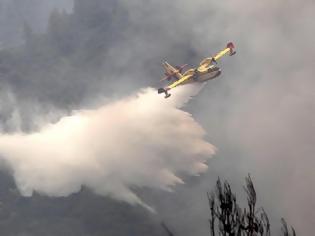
[207,175,295,236]
[162,176,296,236]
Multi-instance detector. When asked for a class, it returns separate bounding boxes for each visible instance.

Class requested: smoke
[0,84,215,211]
[0,0,314,234]
[0,0,73,47]
[110,0,315,234]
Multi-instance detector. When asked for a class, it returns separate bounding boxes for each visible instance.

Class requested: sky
[0,0,314,235]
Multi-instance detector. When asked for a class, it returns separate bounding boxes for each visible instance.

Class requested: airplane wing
[158,74,192,98]
[166,68,196,89]
[167,74,192,89]
[214,42,236,61]
[213,47,231,61]
[158,68,194,98]
[198,42,236,71]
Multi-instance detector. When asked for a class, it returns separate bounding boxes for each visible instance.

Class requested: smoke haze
[113,0,315,235]
[0,0,73,46]
[0,0,314,235]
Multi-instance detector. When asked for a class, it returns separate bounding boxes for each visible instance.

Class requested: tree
[280,219,296,236]
[161,175,296,236]
[207,175,296,236]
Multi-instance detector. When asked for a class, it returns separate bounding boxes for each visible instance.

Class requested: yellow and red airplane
[158,42,236,98]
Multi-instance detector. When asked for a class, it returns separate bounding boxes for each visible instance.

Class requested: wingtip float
[158,42,236,98]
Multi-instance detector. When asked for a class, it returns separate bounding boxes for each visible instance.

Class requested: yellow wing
[167,69,195,89]
[214,47,231,61]
[167,75,191,89]
[198,42,235,72]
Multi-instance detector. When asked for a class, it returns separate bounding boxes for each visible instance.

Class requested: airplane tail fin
[161,61,183,81]
[162,61,175,74]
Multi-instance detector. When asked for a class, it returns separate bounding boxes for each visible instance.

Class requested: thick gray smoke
[0,0,314,234]
[112,0,315,234]
[0,0,73,46]
[0,85,215,211]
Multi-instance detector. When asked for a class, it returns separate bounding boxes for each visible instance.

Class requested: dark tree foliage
[206,175,296,236]
[280,219,296,236]
[162,176,296,236]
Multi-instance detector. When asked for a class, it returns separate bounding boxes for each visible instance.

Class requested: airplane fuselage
[180,68,221,86]
[196,69,221,82]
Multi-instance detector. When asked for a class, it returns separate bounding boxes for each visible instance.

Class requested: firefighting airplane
[158,42,236,98]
